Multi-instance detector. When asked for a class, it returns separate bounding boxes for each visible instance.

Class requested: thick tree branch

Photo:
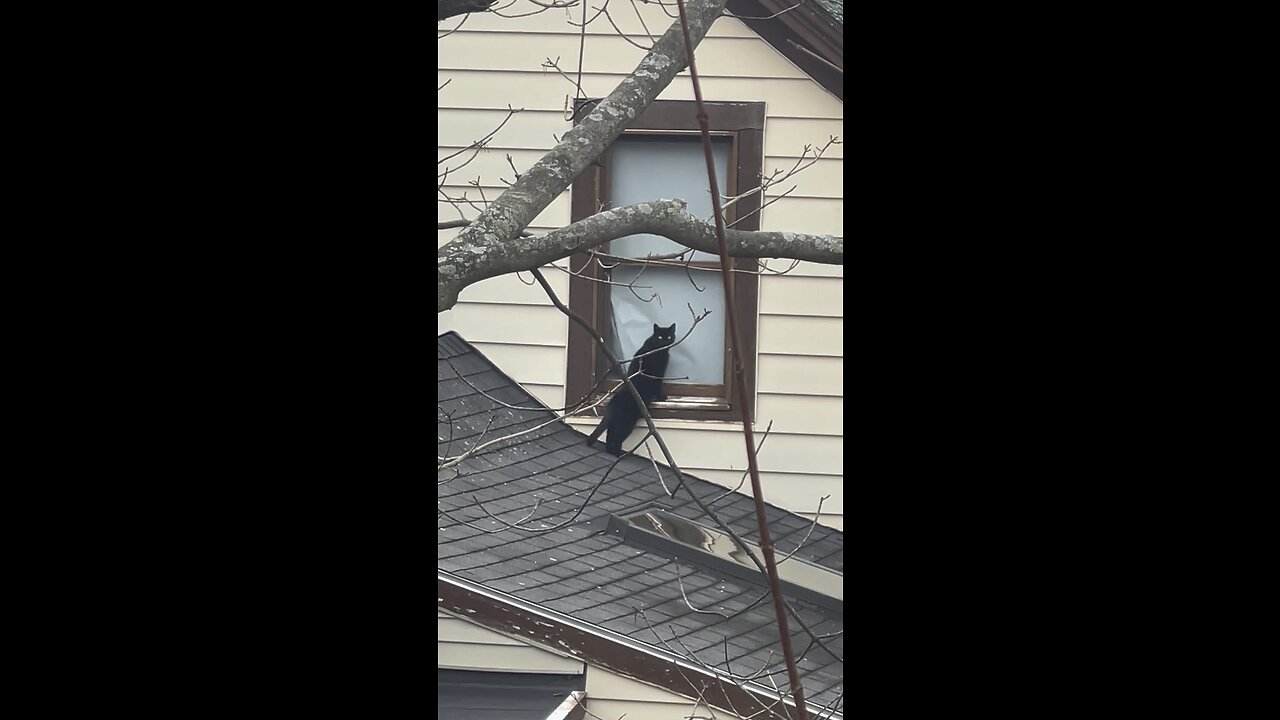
[439,0,730,309]
[438,0,497,21]
[438,198,840,312]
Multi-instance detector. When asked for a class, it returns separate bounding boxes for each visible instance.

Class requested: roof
[727,0,844,101]
[438,332,844,718]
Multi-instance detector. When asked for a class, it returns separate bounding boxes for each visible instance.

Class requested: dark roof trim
[725,0,843,101]
[439,573,838,720]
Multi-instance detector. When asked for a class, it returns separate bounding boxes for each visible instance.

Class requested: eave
[439,572,841,720]
[726,0,844,101]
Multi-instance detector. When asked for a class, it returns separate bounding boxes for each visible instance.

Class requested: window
[608,507,843,612]
[567,100,763,421]
[437,669,585,720]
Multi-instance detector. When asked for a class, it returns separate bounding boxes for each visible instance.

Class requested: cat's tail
[586,415,608,447]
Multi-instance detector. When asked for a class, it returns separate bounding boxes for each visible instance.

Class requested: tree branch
[438,198,840,312]
[438,0,497,21]
[439,0,730,310]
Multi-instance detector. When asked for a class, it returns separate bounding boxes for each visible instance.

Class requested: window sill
[564,415,755,433]
[650,396,730,412]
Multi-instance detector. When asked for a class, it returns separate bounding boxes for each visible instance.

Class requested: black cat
[586,323,676,456]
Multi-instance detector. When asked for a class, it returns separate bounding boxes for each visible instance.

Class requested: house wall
[437,609,735,718]
[585,666,722,720]
[438,2,844,529]
[437,607,585,674]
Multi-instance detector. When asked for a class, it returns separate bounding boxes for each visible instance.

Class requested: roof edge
[439,572,841,720]
[725,0,843,102]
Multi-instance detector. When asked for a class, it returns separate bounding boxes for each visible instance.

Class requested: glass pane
[607,266,725,386]
[609,136,731,262]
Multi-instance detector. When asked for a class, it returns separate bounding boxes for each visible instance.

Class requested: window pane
[609,136,730,262]
[607,265,726,386]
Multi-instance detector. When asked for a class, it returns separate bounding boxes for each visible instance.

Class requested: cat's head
[651,323,677,346]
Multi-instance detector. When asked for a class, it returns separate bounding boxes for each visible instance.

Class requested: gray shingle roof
[438,332,843,713]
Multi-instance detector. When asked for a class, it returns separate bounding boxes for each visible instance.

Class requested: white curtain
[605,135,733,386]
[608,266,725,385]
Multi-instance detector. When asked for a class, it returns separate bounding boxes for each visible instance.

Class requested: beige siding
[557,423,843,476]
[439,1,844,529]
[438,304,567,345]
[676,467,844,515]
[585,666,726,720]
[522,382,567,410]
[755,394,844,435]
[758,315,843,357]
[799,513,845,532]
[448,265,572,307]
[435,613,731,716]
[768,260,845,278]
[445,32,810,80]
[760,274,843,316]
[759,355,844,396]
[437,610,585,674]
[434,616,818,719]
[440,4,757,37]
[441,69,840,119]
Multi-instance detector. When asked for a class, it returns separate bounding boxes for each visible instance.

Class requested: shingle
[437,332,842,708]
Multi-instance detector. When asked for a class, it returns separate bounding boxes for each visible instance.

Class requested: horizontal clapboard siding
[440,149,842,200]
[561,421,843,476]
[440,9,759,38]
[440,32,811,80]
[758,315,843,357]
[760,274,843,315]
[676,467,845,516]
[440,70,842,122]
[437,611,585,674]
[586,666,718,720]
[438,1,843,527]
[437,113,845,162]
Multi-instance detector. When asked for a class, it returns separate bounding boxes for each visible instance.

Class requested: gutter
[438,571,842,720]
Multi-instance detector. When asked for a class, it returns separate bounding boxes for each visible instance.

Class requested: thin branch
[776,495,830,565]
[674,0,807,712]
[438,12,470,38]
[600,4,655,49]
[707,420,774,506]
[437,390,611,469]
[786,38,843,74]
[721,0,802,21]
[437,105,522,167]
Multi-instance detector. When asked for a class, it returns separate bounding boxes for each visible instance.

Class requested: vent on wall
[607,508,843,613]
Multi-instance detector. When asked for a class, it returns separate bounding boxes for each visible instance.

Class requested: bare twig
[722,0,802,21]
[673,0,807,712]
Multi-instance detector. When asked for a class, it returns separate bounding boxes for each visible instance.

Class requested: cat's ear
[665,324,676,333]
[653,323,660,334]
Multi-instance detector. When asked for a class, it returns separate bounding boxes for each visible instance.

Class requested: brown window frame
[566,99,763,422]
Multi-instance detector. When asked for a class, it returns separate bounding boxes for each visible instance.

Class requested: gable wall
[437,609,743,718]
[438,2,844,529]
[437,607,586,674]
